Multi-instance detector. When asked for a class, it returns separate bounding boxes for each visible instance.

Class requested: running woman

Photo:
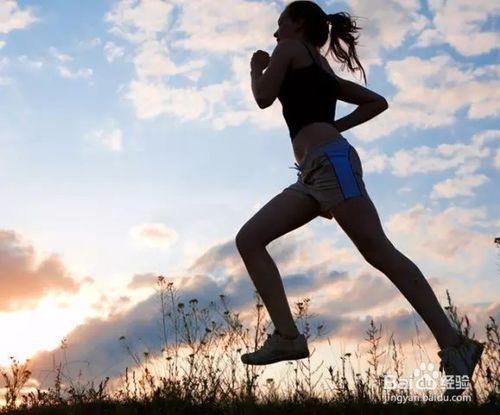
[236,0,484,398]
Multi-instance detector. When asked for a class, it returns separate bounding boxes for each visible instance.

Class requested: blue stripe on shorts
[324,141,362,198]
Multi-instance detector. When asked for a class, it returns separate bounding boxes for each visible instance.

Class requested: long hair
[285,0,367,85]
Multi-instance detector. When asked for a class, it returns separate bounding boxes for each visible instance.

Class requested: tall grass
[1,265,499,414]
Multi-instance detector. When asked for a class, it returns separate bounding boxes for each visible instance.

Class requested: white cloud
[130,222,178,248]
[355,147,388,173]
[171,0,280,53]
[397,186,412,194]
[105,0,174,43]
[58,66,93,80]
[386,204,492,271]
[0,56,11,85]
[85,127,123,152]
[343,0,428,60]
[49,47,94,83]
[105,0,284,131]
[353,56,499,141]
[455,159,481,175]
[0,0,38,34]
[0,40,5,49]
[357,129,500,176]
[104,41,125,62]
[79,37,102,48]
[132,39,205,80]
[494,149,500,170]
[125,79,232,121]
[49,46,73,62]
[430,173,489,199]
[416,0,500,56]
[18,55,43,69]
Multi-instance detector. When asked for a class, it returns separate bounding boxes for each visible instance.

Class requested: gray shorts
[282,136,369,219]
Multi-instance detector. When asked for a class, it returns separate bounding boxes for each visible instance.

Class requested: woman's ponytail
[327,11,367,85]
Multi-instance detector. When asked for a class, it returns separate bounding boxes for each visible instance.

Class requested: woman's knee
[235,225,265,255]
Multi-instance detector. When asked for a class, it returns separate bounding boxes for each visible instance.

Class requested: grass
[1,262,499,414]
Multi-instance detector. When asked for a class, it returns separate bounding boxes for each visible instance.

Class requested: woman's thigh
[236,191,321,247]
[329,195,390,253]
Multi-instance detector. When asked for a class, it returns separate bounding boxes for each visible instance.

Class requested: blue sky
[0,0,498,394]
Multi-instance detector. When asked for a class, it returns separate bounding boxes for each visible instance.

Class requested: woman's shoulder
[275,38,314,70]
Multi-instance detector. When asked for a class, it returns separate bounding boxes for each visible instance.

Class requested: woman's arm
[250,39,295,109]
[333,74,388,132]
[335,101,388,132]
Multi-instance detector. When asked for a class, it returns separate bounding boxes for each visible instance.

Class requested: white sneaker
[241,330,310,365]
[437,333,485,397]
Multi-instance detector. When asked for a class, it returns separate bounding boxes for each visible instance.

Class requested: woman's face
[273,10,303,43]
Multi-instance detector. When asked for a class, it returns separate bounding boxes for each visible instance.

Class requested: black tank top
[277,41,340,140]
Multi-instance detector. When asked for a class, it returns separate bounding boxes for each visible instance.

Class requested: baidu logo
[413,362,440,390]
[383,361,470,391]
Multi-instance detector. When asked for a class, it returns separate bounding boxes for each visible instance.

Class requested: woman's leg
[236,191,321,339]
[330,195,461,350]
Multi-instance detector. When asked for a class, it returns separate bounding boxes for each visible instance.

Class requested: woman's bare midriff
[292,122,343,165]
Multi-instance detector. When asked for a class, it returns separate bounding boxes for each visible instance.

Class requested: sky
[0,0,499,397]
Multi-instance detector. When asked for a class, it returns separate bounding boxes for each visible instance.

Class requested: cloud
[18,55,43,70]
[85,126,124,152]
[127,272,158,289]
[104,41,125,62]
[317,297,500,347]
[385,204,492,271]
[130,222,178,248]
[49,47,94,82]
[494,149,500,170]
[430,173,489,199]
[0,56,11,85]
[416,0,500,56]
[49,47,73,62]
[0,0,38,34]
[357,129,500,177]
[104,0,284,130]
[57,66,93,80]
[171,0,279,53]
[343,0,428,62]
[105,0,175,44]
[0,229,82,311]
[132,39,205,80]
[318,308,433,345]
[125,77,234,121]
[79,37,102,49]
[353,56,499,141]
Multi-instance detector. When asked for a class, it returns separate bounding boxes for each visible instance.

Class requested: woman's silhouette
[236,0,484,398]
